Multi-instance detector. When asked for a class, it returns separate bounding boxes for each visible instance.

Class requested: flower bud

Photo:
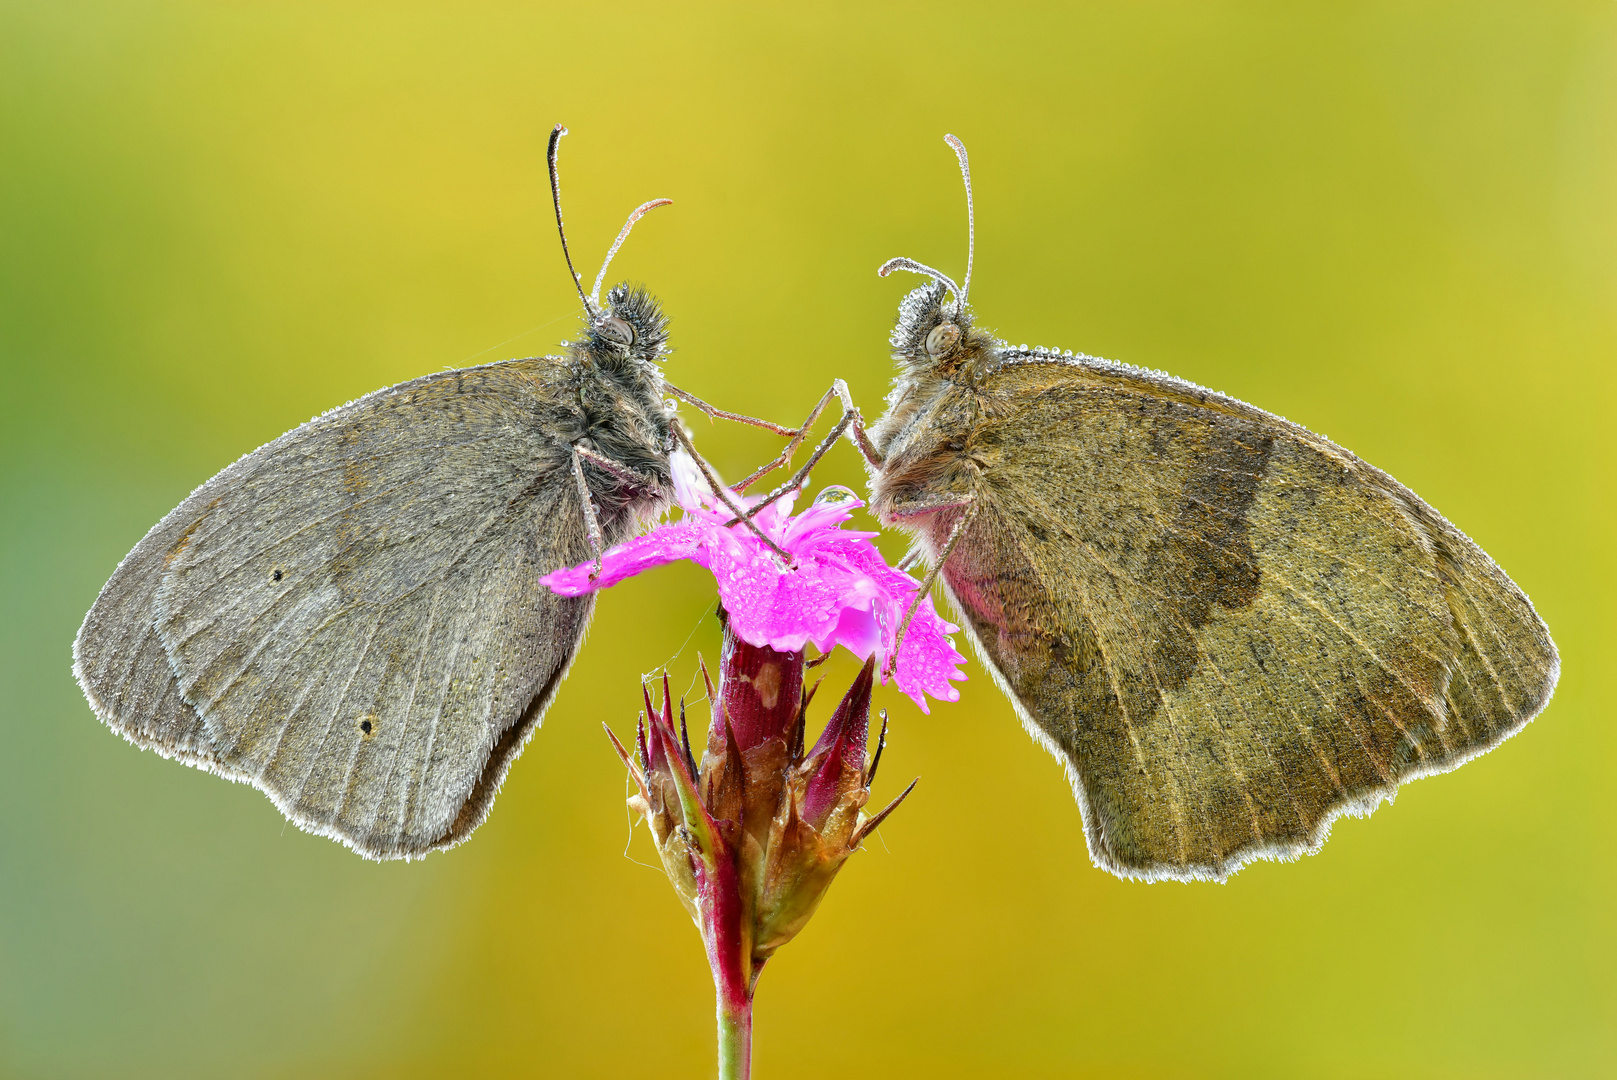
[607,618,917,984]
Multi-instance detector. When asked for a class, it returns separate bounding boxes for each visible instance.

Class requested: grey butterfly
[72,125,790,860]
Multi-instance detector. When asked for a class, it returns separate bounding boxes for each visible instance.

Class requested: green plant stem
[716,992,753,1080]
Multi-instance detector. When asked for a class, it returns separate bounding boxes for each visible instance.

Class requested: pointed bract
[802,657,874,830]
[610,620,916,978]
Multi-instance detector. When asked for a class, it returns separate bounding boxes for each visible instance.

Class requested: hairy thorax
[869,373,987,528]
[569,348,674,528]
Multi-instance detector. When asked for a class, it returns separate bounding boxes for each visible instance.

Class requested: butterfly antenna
[590,198,674,309]
[547,124,594,316]
[944,133,974,308]
[876,257,963,305]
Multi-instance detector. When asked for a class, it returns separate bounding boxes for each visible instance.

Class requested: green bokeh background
[3,2,1613,1077]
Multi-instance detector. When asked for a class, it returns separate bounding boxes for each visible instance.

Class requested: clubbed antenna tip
[877,257,963,306]
[547,124,592,314]
[943,133,974,305]
[590,198,674,309]
[874,133,977,314]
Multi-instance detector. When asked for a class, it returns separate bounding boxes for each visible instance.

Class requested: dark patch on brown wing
[1136,421,1275,711]
[1172,427,1274,614]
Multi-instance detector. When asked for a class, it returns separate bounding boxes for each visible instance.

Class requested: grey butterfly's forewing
[896,353,1558,882]
[75,357,617,859]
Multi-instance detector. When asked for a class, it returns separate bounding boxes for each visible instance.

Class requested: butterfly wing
[74,357,611,859]
[74,506,253,780]
[891,354,1558,881]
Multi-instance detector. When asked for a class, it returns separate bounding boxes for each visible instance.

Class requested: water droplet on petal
[813,485,859,507]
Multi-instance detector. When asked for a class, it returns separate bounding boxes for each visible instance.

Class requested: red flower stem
[702,620,806,1078]
[705,849,753,1080]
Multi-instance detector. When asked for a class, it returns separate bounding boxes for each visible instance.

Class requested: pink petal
[669,449,714,514]
[707,537,859,653]
[822,602,881,660]
[886,596,968,713]
[539,521,706,596]
[540,468,970,709]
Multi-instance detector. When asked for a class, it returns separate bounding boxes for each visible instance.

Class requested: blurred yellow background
[3,2,1613,1077]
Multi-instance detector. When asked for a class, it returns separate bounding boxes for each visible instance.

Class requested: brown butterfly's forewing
[870,330,1558,881]
[75,330,674,860]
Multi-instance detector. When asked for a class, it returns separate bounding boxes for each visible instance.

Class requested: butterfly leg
[724,380,884,526]
[884,496,978,679]
[834,379,884,469]
[569,447,608,581]
[730,384,840,491]
[664,383,803,438]
[574,444,663,495]
[728,408,854,521]
[572,444,670,579]
[669,425,797,567]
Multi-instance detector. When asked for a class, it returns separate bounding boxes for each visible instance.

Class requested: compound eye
[925,322,962,358]
[599,316,635,345]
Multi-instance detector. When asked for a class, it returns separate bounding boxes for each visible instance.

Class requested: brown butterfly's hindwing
[74,353,672,860]
[873,350,1558,882]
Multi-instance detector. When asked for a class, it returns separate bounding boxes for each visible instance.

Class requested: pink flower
[542,453,966,710]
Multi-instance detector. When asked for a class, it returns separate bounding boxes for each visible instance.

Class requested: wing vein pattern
[73,358,615,859]
[904,356,1557,881]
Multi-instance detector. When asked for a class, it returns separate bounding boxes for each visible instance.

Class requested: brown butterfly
[853,135,1559,881]
[72,125,797,860]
